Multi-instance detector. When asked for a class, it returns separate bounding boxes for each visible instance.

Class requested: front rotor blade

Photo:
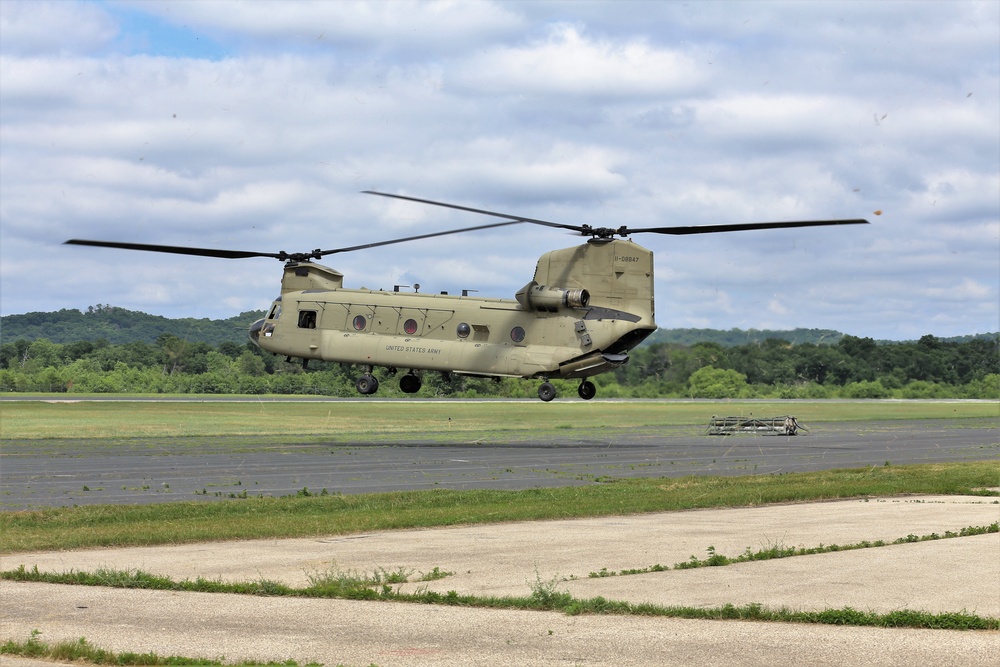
[363,190,585,233]
[318,219,526,256]
[625,219,870,235]
[64,239,283,260]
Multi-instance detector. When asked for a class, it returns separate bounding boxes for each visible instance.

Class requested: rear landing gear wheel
[399,373,421,394]
[356,374,379,395]
[578,380,596,400]
[538,382,556,402]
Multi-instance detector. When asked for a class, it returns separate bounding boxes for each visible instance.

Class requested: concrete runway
[3,494,999,666]
[2,418,997,509]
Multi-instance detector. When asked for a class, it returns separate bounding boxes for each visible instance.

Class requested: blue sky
[105,2,230,59]
[1,0,997,340]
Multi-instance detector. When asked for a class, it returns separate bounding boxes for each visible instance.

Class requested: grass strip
[1,630,334,666]
[587,522,999,577]
[3,398,996,440]
[4,554,996,631]
[3,461,998,553]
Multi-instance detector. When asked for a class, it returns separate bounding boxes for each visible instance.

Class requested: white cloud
[0,1,116,56]
[452,24,707,98]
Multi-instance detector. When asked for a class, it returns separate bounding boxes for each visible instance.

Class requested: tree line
[1,305,263,345]
[608,335,998,399]
[1,332,996,399]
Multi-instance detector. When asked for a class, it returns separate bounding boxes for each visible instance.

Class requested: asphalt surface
[3,494,999,666]
[2,418,997,509]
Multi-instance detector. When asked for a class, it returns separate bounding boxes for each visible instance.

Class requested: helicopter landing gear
[399,372,422,394]
[355,373,379,395]
[538,381,556,402]
[577,380,596,400]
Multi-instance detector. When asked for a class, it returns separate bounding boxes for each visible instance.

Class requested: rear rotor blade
[627,219,870,235]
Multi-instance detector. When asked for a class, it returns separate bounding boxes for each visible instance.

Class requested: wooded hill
[1,305,265,345]
[2,305,994,347]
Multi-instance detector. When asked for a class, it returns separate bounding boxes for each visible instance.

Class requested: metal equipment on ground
[707,415,806,436]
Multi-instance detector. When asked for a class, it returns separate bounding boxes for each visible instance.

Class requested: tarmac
[2,493,999,666]
[5,416,997,510]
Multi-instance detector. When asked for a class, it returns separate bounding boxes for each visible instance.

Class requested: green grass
[587,522,999,577]
[1,629,334,666]
[2,398,996,441]
[5,560,996,631]
[2,461,998,553]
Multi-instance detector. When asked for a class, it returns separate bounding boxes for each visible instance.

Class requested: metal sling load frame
[707,415,807,436]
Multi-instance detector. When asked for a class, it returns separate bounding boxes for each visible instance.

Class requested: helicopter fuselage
[250,238,657,394]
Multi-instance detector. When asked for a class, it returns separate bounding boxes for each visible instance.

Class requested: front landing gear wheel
[538,382,556,402]
[356,374,379,395]
[578,380,596,400]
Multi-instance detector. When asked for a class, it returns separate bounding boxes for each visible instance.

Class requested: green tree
[688,366,748,398]
[205,350,234,374]
[237,350,267,376]
[157,334,188,374]
[21,339,65,372]
[962,373,999,399]
[218,341,245,359]
[0,339,31,369]
[841,379,891,398]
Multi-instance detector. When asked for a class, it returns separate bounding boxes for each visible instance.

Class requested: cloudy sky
[1,0,997,340]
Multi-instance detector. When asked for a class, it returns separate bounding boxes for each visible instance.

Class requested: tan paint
[255,239,656,382]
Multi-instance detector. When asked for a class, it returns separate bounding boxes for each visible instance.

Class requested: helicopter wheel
[578,380,596,400]
[538,382,556,402]
[356,374,379,395]
[399,373,421,394]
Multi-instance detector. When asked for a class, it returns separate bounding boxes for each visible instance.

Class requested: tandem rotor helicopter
[66,191,868,401]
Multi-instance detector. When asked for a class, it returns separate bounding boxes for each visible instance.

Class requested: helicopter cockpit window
[510,326,526,343]
[456,323,471,338]
[353,315,367,331]
[268,304,281,320]
[298,310,317,329]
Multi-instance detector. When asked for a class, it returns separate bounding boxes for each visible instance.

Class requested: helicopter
[66,191,868,401]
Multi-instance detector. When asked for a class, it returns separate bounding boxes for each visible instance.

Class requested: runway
[2,417,997,509]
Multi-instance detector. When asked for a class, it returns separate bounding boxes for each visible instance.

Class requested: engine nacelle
[515,281,590,312]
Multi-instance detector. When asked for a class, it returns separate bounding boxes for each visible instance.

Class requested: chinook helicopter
[66,192,868,401]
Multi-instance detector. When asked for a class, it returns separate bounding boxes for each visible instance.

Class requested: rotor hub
[278,249,323,262]
[581,225,629,239]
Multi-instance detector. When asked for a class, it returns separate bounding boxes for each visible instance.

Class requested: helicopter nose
[248,318,265,347]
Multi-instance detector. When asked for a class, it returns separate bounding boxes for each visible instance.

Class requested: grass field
[2,397,997,441]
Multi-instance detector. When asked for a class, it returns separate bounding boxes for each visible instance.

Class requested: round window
[353,315,367,331]
[404,318,418,335]
[457,322,471,338]
[510,326,526,343]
